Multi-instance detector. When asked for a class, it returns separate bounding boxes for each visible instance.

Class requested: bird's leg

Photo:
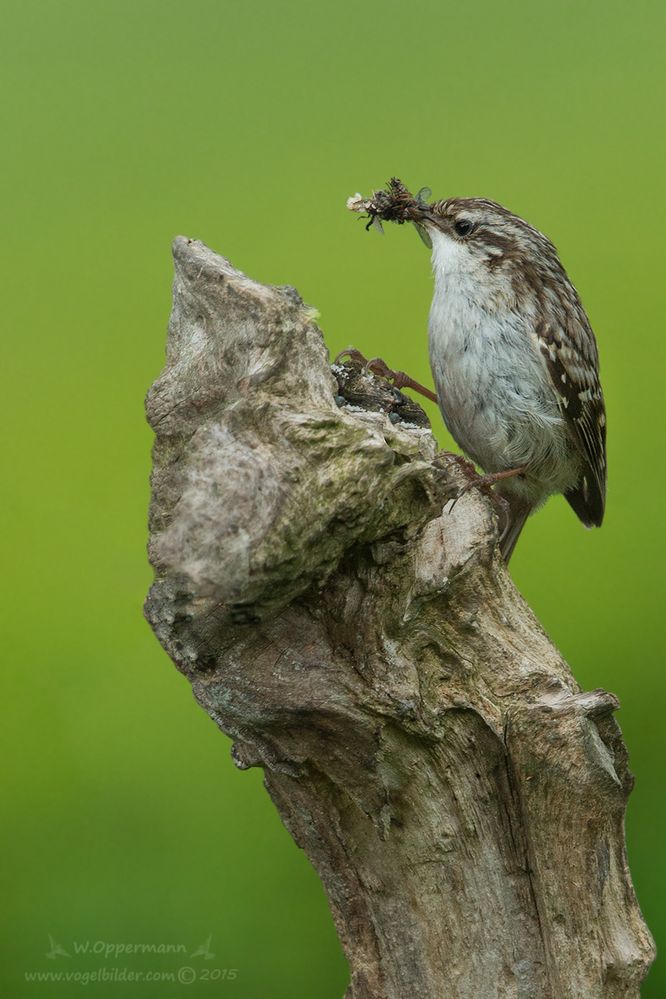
[334,349,438,405]
[469,466,529,491]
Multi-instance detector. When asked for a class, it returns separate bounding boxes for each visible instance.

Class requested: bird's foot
[441,456,527,518]
[334,348,438,404]
[334,347,369,368]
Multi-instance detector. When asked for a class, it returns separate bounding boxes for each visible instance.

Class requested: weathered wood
[145,237,654,998]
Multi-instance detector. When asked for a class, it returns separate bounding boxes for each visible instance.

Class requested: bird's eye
[454,218,475,237]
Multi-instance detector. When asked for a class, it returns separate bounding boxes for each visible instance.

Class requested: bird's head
[424,197,558,280]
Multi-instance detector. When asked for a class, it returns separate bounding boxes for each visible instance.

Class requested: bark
[144,237,655,998]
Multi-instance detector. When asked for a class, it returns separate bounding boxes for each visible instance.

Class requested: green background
[2,0,664,994]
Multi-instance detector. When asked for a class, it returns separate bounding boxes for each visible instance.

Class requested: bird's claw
[462,481,511,520]
[440,454,511,518]
[334,348,402,385]
[334,347,369,367]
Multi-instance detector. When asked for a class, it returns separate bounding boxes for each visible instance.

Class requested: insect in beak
[413,221,432,249]
[365,214,384,234]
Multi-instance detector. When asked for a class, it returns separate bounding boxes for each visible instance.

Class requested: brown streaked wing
[536,315,607,527]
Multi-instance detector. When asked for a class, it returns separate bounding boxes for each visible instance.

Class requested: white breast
[427,228,576,494]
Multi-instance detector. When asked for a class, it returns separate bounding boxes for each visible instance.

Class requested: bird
[346,179,607,562]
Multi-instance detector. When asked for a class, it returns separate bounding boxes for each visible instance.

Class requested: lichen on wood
[145,237,654,998]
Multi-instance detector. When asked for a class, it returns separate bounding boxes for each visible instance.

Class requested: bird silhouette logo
[45,934,70,960]
[190,934,215,960]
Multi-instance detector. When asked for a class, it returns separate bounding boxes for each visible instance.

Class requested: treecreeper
[144,232,654,998]
[347,178,607,562]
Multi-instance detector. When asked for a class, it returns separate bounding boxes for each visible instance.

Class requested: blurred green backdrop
[2,0,664,995]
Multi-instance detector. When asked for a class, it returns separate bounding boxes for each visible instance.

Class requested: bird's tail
[498,495,532,563]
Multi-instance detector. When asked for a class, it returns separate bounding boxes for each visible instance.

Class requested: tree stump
[144,237,655,998]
